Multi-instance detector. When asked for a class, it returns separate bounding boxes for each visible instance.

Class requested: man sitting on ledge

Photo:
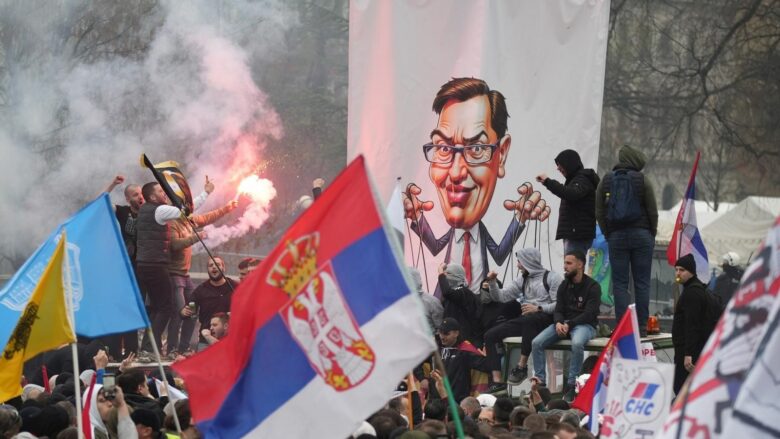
[530,250,600,402]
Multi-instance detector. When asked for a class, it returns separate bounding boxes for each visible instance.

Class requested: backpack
[702,288,726,334]
[606,170,643,226]
[521,270,551,294]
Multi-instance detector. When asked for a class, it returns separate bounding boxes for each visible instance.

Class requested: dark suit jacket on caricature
[410,214,524,295]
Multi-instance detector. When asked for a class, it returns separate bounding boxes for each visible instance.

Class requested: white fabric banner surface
[602,358,674,439]
[348,0,610,293]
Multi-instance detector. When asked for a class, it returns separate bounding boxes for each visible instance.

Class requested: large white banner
[348,0,610,293]
[602,358,674,439]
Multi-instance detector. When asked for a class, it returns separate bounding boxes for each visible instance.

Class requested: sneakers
[487,383,507,395]
[562,383,576,402]
[507,366,528,384]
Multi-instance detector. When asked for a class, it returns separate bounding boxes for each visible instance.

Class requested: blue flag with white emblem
[0,193,149,341]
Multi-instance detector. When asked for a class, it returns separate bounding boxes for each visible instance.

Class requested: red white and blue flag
[572,304,642,435]
[667,151,710,282]
[173,157,436,438]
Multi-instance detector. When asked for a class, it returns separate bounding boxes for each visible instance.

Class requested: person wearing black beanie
[671,253,708,395]
[674,254,696,276]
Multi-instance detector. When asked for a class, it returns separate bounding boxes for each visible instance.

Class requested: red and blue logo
[625,382,660,416]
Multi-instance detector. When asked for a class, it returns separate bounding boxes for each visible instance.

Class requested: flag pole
[146,328,183,433]
[431,351,465,439]
[70,344,84,439]
[406,372,415,430]
[61,232,85,439]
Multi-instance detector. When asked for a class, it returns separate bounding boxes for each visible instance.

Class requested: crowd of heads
[347,392,594,439]
[0,365,198,439]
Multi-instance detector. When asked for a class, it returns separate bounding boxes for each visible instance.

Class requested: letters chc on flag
[173,156,437,439]
[572,304,642,435]
[601,358,674,439]
[0,193,149,341]
[0,235,76,401]
[667,151,710,282]
[659,215,780,439]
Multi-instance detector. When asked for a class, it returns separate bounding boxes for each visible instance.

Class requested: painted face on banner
[429,95,510,229]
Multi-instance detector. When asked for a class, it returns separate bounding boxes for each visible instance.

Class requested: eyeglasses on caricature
[422,142,499,165]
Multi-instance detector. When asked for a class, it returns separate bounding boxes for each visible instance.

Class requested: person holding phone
[86,383,136,438]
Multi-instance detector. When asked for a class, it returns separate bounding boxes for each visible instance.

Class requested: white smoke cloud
[0,0,296,269]
[197,176,277,250]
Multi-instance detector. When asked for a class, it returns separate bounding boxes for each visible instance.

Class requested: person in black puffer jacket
[537,149,600,255]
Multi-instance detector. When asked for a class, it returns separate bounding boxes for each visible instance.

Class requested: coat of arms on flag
[267,233,376,391]
[172,157,436,438]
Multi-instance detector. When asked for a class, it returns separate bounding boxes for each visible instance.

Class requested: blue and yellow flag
[0,194,149,340]
[0,235,76,401]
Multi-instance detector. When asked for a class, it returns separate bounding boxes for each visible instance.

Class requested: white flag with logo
[601,358,674,439]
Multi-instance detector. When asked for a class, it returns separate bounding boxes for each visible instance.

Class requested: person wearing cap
[432,317,490,403]
[713,252,743,306]
[672,253,709,394]
[483,248,562,392]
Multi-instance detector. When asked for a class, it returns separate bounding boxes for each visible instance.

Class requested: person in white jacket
[483,248,562,392]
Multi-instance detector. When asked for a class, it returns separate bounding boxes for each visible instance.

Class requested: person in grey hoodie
[482,248,563,390]
[409,266,444,331]
[595,145,658,335]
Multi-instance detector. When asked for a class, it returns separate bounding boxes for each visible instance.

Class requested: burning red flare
[237,174,276,203]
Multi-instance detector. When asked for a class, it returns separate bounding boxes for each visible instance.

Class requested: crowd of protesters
[0,147,745,439]
[2,348,197,439]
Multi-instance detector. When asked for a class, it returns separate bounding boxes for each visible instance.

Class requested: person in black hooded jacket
[536,149,600,255]
[438,263,483,348]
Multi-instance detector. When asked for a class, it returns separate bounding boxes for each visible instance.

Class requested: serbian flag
[667,151,710,282]
[572,304,641,435]
[173,156,436,438]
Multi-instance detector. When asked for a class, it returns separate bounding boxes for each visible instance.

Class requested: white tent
[701,197,780,265]
[656,200,736,245]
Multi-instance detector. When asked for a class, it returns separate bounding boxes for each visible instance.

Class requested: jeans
[564,239,593,256]
[137,264,173,352]
[608,228,654,328]
[167,274,197,353]
[531,323,596,385]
